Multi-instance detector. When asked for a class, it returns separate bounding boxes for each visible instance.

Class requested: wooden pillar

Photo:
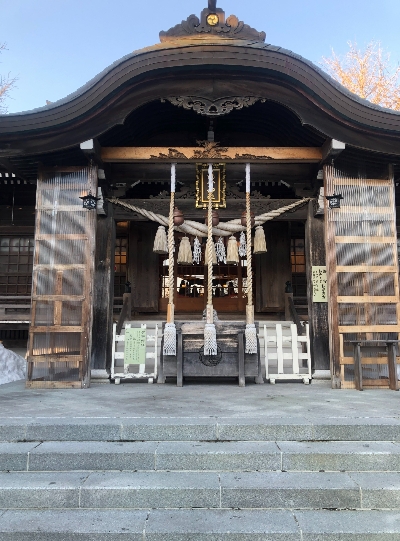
[91,202,115,380]
[305,201,330,376]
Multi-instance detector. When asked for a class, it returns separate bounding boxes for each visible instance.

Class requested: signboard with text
[312,266,328,302]
[124,327,147,365]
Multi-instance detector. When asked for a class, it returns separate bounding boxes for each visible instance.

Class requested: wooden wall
[26,166,97,388]
[256,222,291,313]
[128,222,159,312]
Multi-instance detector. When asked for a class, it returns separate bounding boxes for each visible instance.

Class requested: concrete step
[2,440,400,473]
[0,470,399,510]
[2,417,400,442]
[0,508,398,540]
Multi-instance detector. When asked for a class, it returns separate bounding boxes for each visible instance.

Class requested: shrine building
[1,1,400,390]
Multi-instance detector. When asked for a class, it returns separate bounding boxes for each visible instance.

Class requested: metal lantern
[326,192,343,209]
[80,191,100,210]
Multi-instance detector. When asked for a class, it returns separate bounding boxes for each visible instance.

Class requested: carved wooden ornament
[161,96,266,117]
[159,3,266,43]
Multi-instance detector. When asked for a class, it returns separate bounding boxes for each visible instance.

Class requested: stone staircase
[0,418,400,539]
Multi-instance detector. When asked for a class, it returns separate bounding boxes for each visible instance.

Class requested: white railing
[264,323,311,384]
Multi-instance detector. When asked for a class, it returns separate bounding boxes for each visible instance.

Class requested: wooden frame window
[0,237,34,295]
[291,237,306,297]
[114,237,127,298]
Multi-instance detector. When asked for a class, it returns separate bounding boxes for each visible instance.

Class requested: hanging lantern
[205,210,220,226]
[177,237,193,264]
[238,231,247,258]
[240,210,255,227]
[326,193,343,209]
[80,191,100,210]
[215,237,226,264]
[253,226,267,254]
[193,236,202,264]
[226,236,239,264]
[153,226,168,254]
[173,207,185,226]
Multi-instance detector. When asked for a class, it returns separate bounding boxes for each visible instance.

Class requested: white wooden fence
[111,320,311,385]
[263,323,311,384]
[111,322,159,384]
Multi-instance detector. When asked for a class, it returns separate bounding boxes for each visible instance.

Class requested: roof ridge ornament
[159,2,266,43]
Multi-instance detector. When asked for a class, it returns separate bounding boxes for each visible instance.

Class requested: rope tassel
[204,323,218,356]
[163,322,177,356]
[253,225,267,254]
[177,236,193,264]
[245,323,258,354]
[226,235,239,264]
[153,226,168,254]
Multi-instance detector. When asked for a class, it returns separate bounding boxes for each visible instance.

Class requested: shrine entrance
[159,233,249,314]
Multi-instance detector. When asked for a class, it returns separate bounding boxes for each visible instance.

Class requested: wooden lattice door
[325,165,400,388]
[26,166,97,388]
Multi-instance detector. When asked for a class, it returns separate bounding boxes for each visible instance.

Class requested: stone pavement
[1,377,399,421]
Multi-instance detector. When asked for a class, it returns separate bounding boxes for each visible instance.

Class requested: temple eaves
[159,1,266,43]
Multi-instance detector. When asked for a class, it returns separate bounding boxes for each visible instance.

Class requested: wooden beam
[101,146,323,163]
[80,138,104,169]
[0,158,28,182]
[321,139,345,163]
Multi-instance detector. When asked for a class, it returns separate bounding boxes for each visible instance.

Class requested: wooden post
[238,331,245,387]
[305,200,330,376]
[91,202,115,380]
[176,330,183,387]
[324,166,342,388]
[284,292,293,321]
[353,342,363,391]
[387,342,399,391]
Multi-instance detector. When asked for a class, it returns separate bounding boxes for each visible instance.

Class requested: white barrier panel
[111,322,158,384]
[264,323,311,384]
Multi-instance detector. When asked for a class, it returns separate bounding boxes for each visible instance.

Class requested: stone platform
[0,379,399,539]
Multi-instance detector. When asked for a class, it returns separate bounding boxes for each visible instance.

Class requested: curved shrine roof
[1,3,400,157]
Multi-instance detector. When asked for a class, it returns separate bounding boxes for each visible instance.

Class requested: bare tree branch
[321,41,400,111]
[0,43,17,114]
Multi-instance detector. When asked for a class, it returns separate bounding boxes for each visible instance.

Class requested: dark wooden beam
[80,139,105,169]
[101,147,323,164]
[321,139,345,163]
[0,158,29,182]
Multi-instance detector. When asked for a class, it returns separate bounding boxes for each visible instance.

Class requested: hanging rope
[244,163,257,354]
[204,163,218,356]
[108,197,311,237]
[163,163,177,356]
[207,165,213,309]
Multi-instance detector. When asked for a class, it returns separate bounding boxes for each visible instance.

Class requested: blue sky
[1,0,400,114]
